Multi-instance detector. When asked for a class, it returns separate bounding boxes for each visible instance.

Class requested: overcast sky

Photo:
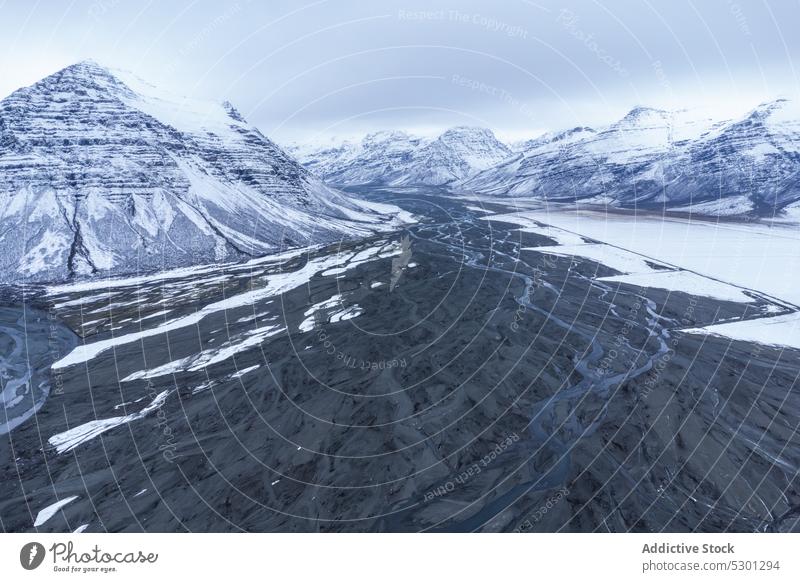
[1,0,798,143]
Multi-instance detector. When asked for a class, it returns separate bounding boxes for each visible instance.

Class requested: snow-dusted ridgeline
[459,100,800,217]
[0,60,412,283]
[289,126,512,186]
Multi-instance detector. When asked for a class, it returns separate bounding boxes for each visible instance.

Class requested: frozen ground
[684,312,800,351]
[481,205,800,350]
[483,207,800,305]
[2,191,799,533]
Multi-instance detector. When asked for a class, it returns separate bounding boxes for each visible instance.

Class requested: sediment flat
[1,191,798,533]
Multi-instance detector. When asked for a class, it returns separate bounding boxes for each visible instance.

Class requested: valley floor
[1,190,799,532]
[466,197,800,349]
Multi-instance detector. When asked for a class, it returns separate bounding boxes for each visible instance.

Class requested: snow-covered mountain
[0,61,411,283]
[290,130,425,186]
[459,99,800,216]
[290,126,511,186]
[666,99,800,214]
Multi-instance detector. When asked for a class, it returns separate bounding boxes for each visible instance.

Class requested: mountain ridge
[458,98,800,216]
[289,125,511,187]
[289,98,800,217]
[0,61,412,283]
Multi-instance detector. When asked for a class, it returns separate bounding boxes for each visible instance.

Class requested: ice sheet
[480,212,587,245]
[524,243,669,275]
[598,270,756,303]
[499,209,800,305]
[682,312,800,350]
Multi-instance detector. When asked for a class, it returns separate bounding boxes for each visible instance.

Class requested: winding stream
[390,208,677,531]
[0,305,76,435]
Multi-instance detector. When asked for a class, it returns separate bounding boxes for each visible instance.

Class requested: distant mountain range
[461,99,800,216]
[289,126,512,186]
[3,60,797,288]
[290,99,800,217]
[0,61,411,283]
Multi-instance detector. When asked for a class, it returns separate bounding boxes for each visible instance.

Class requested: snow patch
[682,312,800,350]
[33,496,79,527]
[48,391,169,453]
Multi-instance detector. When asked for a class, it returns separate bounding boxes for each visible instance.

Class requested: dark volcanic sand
[1,189,799,532]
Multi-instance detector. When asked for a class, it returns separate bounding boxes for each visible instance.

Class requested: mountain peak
[441,125,492,135]
[748,97,795,119]
[17,59,135,101]
[618,105,670,124]
[293,124,512,186]
[0,64,410,282]
[627,105,668,115]
[68,58,106,71]
[436,126,505,144]
[363,130,413,142]
[59,59,121,82]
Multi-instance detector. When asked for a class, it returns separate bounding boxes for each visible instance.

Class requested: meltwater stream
[3,190,799,532]
[380,208,676,531]
[0,305,76,435]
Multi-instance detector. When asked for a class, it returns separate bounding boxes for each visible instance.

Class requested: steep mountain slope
[461,107,719,203]
[460,100,800,216]
[461,126,599,198]
[665,99,800,214]
[401,126,512,185]
[290,131,425,186]
[291,126,511,186]
[0,61,411,283]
